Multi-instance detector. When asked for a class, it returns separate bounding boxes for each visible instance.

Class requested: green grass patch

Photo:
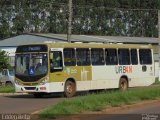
[39,86,160,119]
[0,86,15,93]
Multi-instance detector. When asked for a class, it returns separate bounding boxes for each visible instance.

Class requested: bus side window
[91,48,104,65]
[131,49,138,65]
[139,49,152,65]
[118,49,130,65]
[76,48,91,66]
[64,48,76,66]
[105,49,118,65]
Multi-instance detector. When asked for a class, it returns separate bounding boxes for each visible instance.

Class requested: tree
[0,50,10,71]
[0,0,159,39]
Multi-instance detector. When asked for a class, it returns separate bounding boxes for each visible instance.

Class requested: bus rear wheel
[64,80,76,98]
[119,78,128,91]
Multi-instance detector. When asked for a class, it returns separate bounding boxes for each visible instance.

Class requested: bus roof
[17,42,153,50]
[48,42,153,49]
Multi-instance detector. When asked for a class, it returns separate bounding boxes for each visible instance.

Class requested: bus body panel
[91,66,119,89]
[128,64,155,87]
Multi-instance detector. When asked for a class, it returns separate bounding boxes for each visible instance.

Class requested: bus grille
[24,87,36,90]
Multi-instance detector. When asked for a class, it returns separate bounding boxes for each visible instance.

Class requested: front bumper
[15,83,50,93]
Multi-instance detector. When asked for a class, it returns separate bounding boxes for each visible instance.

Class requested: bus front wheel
[64,80,76,98]
[119,78,128,91]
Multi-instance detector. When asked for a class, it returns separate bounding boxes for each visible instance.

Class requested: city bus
[15,42,155,97]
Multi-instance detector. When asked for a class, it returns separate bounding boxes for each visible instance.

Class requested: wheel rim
[65,81,75,97]
[120,80,127,91]
[67,83,73,94]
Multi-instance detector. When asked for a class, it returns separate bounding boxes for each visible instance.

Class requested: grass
[0,86,15,93]
[39,86,160,119]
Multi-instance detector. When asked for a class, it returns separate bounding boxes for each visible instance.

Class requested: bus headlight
[40,77,49,85]
[15,80,23,85]
[40,80,46,85]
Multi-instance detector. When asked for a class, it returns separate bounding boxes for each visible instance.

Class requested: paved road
[0,94,65,114]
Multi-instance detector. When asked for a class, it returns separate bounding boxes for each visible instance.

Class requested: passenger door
[49,48,64,82]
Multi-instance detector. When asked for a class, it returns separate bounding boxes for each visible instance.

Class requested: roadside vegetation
[0,50,11,71]
[0,86,15,93]
[40,85,160,119]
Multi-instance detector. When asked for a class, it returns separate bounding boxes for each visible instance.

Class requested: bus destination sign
[28,46,41,51]
[16,45,48,53]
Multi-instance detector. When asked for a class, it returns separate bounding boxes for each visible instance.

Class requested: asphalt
[0,94,65,114]
[0,93,28,96]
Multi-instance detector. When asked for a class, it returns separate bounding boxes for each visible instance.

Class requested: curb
[0,93,28,96]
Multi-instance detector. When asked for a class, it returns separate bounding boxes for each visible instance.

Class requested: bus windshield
[15,53,48,76]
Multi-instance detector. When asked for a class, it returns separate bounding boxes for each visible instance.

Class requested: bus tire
[119,78,128,91]
[64,80,76,98]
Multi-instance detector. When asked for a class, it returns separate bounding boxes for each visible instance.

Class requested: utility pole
[158,10,160,81]
[159,10,160,38]
[67,0,73,43]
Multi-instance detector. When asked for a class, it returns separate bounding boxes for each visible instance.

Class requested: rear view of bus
[15,44,49,97]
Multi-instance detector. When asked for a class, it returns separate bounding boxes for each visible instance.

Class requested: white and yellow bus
[15,42,155,97]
